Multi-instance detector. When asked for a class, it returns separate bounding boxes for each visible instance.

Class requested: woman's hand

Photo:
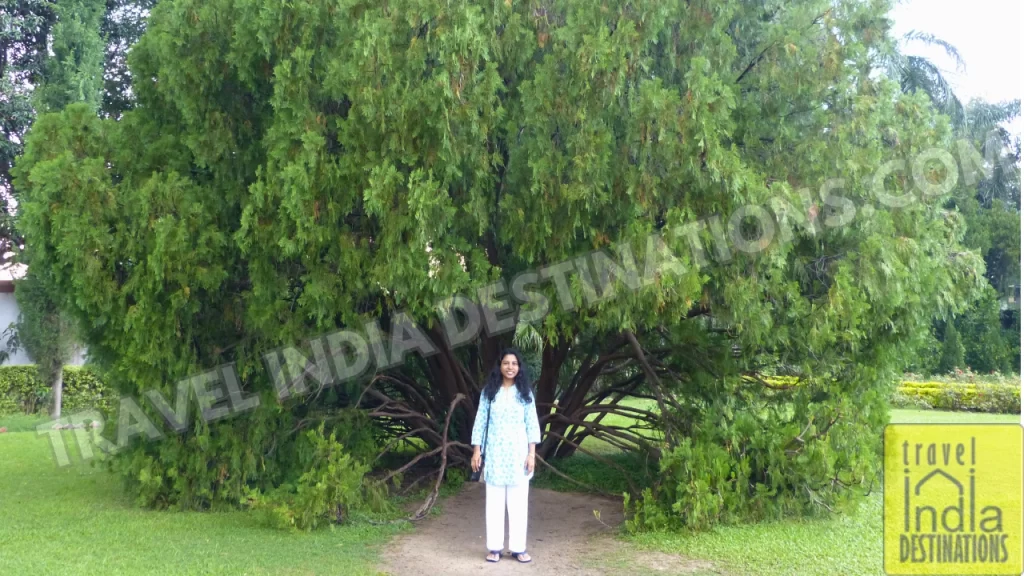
[471,448,482,473]
[525,453,535,474]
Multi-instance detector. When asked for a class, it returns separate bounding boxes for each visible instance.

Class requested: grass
[0,412,51,432]
[628,496,885,576]
[0,428,405,575]
[889,408,1020,424]
[533,450,655,495]
[622,409,1021,576]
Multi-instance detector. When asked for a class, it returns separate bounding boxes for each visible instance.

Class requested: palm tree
[879,30,967,128]
[879,28,1020,208]
[962,99,1021,208]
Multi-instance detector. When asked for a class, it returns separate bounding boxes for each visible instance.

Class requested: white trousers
[485,481,530,553]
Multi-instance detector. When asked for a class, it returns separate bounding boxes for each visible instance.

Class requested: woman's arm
[524,392,541,445]
[471,393,490,449]
[524,393,541,473]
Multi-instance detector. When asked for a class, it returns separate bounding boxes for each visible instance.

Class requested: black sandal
[486,550,502,563]
[511,551,532,563]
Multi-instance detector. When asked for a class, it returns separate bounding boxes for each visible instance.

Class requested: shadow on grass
[532,450,657,497]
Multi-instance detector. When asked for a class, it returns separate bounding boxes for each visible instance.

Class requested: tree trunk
[52,367,63,419]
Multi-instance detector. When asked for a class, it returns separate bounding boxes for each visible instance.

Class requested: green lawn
[889,408,1020,424]
[625,409,1021,576]
[0,412,51,432]
[0,426,403,575]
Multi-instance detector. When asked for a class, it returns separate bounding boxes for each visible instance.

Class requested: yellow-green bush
[0,365,113,417]
[895,380,1020,414]
[764,376,1019,414]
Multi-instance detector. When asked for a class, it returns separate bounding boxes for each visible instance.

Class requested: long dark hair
[482,348,533,404]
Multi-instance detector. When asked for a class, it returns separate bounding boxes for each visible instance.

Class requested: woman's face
[500,354,520,381]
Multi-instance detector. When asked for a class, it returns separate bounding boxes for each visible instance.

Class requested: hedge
[894,381,1020,414]
[0,366,114,417]
[765,376,1020,414]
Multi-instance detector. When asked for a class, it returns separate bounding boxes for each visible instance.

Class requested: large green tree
[944,99,1020,374]
[0,0,55,265]
[1,0,155,267]
[879,30,967,128]
[5,0,108,419]
[32,0,107,112]
[963,100,1020,208]
[15,0,982,527]
[100,0,159,116]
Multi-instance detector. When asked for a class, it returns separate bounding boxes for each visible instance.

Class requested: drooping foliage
[14,0,983,528]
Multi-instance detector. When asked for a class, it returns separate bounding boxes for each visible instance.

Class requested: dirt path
[379,482,715,576]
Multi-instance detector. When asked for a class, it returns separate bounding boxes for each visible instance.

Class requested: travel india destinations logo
[883,424,1023,575]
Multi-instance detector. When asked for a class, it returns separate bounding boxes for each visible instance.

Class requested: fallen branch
[575,404,661,423]
[379,446,444,485]
[409,394,467,521]
[399,472,434,496]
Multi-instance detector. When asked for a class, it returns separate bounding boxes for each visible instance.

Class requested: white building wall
[0,291,33,365]
[0,291,87,366]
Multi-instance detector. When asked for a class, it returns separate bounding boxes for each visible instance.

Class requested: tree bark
[52,367,63,419]
[535,336,569,420]
[538,336,631,459]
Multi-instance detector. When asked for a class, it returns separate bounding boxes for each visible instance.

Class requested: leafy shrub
[903,367,1018,385]
[297,408,380,469]
[61,367,116,415]
[972,383,1021,414]
[245,424,389,531]
[0,366,44,414]
[897,380,1020,413]
[0,365,113,416]
[890,390,933,410]
[930,367,1015,385]
[625,376,886,533]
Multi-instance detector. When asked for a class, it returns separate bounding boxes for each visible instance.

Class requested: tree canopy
[14,0,984,527]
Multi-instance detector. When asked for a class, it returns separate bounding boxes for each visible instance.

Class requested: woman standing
[470,348,542,564]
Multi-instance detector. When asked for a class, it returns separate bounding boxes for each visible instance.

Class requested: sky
[889,0,1022,133]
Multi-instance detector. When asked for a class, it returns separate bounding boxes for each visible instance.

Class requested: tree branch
[624,330,674,444]
[409,394,467,521]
